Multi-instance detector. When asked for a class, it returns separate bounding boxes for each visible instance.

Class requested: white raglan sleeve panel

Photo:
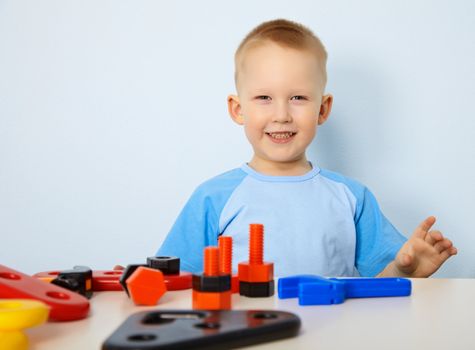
[320,169,407,277]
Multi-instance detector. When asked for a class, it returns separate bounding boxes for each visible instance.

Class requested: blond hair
[234,19,328,89]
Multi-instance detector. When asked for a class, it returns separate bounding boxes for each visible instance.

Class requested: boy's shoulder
[319,168,367,197]
[192,167,248,198]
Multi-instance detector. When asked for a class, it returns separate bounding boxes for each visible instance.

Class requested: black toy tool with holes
[102,309,301,349]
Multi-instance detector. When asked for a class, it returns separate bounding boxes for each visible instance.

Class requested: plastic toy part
[163,271,192,291]
[192,290,232,310]
[0,299,49,350]
[218,236,240,295]
[231,274,239,294]
[0,265,90,321]
[278,275,412,305]
[34,270,125,292]
[147,256,180,275]
[146,256,193,291]
[238,224,274,297]
[193,247,232,310]
[36,276,55,283]
[51,266,93,299]
[126,267,167,306]
[121,260,192,296]
[101,309,301,350]
[119,264,147,297]
[218,236,232,274]
[92,270,124,291]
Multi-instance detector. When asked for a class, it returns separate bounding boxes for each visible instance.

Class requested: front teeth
[268,132,294,139]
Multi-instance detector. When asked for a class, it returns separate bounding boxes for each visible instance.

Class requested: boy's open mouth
[265,131,296,143]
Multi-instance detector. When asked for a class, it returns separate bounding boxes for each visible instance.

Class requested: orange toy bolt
[219,236,239,294]
[238,224,274,297]
[192,246,231,310]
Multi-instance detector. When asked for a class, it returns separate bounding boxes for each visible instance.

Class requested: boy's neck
[248,156,312,176]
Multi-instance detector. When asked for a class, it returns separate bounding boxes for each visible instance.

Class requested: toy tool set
[2,223,413,349]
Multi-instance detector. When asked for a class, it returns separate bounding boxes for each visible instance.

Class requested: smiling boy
[157,19,456,277]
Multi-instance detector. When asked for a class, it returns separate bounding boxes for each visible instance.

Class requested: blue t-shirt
[157,163,407,277]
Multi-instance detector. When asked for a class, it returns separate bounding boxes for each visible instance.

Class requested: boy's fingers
[434,239,453,254]
[430,230,444,241]
[425,230,443,245]
[413,216,436,239]
[439,246,457,262]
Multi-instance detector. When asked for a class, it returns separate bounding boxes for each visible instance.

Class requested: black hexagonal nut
[51,266,93,299]
[147,256,180,275]
[119,264,147,297]
[239,280,275,297]
[192,274,231,292]
[52,276,81,294]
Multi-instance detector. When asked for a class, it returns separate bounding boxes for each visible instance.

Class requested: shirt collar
[240,162,320,182]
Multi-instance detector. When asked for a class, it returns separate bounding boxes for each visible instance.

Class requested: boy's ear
[227,94,244,125]
[317,94,333,125]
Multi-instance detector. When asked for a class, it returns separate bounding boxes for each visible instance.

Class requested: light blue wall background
[1,0,474,277]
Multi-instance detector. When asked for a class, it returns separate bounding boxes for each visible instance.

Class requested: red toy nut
[192,290,232,310]
[238,262,274,283]
[126,267,166,306]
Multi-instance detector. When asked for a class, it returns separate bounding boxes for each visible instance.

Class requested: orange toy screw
[192,246,232,310]
[204,246,219,276]
[219,236,239,294]
[238,224,274,297]
[219,236,232,274]
[249,224,264,265]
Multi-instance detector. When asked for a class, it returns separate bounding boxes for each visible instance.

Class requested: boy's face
[228,42,332,171]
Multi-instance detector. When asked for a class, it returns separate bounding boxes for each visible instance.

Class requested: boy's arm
[353,187,407,277]
[377,216,457,277]
[156,187,220,273]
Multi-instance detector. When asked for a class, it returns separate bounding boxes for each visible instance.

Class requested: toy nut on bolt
[193,246,232,310]
[238,224,274,297]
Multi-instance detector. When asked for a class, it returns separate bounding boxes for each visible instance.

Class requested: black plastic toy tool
[102,309,301,349]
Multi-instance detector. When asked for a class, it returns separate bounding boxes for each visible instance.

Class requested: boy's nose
[272,104,292,123]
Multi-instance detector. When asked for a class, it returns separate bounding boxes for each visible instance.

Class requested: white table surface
[25,278,475,350]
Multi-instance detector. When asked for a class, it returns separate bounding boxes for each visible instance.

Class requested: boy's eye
[291,96,307,101]
[256,95,271,101]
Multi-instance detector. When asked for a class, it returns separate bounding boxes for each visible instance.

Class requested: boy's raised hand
[379,216,457,277]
